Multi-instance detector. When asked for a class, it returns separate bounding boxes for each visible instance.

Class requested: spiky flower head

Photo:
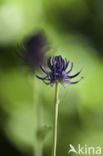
[36,55,83,86]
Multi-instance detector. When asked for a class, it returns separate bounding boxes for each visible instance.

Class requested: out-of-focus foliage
[0,0,43,44]
[0,0,103,156]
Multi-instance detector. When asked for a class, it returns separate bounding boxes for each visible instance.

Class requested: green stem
[52,83,59,156]
[35,100,43,156]
[34,78,43,156]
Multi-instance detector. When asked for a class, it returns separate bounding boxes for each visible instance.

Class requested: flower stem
[35,100,43,156]
[52,83,59,156]
[34,78,43,156]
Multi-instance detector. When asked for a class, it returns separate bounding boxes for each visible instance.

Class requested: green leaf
[37,125,52,141]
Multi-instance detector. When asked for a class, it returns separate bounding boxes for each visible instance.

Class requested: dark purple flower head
[19,32,49,70]
[36,56,83,86]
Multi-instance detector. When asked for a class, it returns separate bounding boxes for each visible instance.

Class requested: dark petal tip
[35,74,47,80]
[67,70,81,79]
[64,76,83,85]
[40,65,50,74]
[66,62,74,74]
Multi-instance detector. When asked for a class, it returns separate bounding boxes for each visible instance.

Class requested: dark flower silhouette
[36,56,83,86]
[19,32,49,69]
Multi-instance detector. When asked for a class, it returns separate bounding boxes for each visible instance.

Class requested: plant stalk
[52,83,59,156]
[35,100,43,156]
[34,78,43,156]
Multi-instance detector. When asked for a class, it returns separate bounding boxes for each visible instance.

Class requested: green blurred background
[0,0,103,156]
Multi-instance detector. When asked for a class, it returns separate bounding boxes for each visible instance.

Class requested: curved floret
[36,56,83,86]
